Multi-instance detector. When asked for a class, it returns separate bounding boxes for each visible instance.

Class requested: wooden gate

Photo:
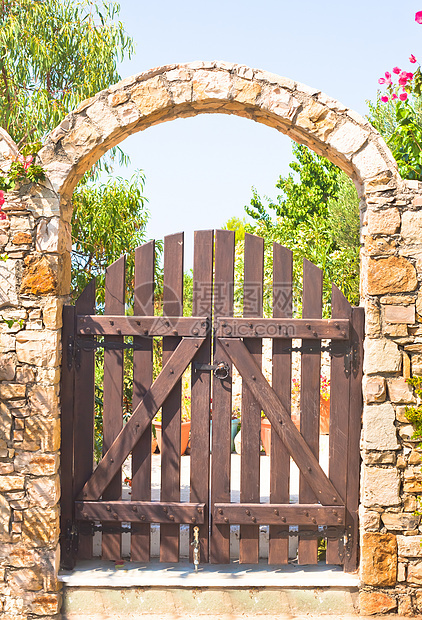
[60,230,363,571]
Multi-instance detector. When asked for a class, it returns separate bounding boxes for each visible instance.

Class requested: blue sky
[111,0,422,267]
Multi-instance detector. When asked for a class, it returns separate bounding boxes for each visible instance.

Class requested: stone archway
[0,62,421,617]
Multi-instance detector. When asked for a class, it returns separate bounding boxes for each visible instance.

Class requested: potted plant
[153,396,191,456]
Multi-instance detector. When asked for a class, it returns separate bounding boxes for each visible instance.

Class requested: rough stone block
[364,338,402,374]
[8,568,43,592]
[397,535,422,557]
[24,415,60,452]
[28,385,59,416]
[0,402,12,442]
[327,121,368,158]
[407,559,422,584]
[0,494,11,542]
[360,509,381,531]
[27,475,60,508]
[363,402,399,450]
[359,590,397,615]
[0,353,16,381]
[0,384,26,400]
[22,506,60,546]
[367,207,401,235]
[42,297,62,330]
[0,259,18,308]
[7,547,37,568]
[381,511,420,531]
[131,75,172,114]
[388,377,416,404]
[0,475,25,492]
[363,376,386,403]
[14,452,59,476]
[20,254,57,295]
[402,210,422,243]
[28,592,61,616]
[295,99,337,140]
[367,255,417,294]
[16,330,59,367]
[384,304,415,324]
[361,532,397,585]
[362,466,400,507]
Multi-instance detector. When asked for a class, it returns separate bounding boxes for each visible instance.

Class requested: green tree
[0,0,134,147]
[72,172,150,303]
[238,144,360,314]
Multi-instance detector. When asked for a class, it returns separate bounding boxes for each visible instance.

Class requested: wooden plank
[76,502,205,524]
[210,229,235,564]
[214,504,345,526]
[79,337,205,500]
[215,318,349,340]
[269,243,293,564]
[160,232,184,562]
[240,233,264,563]
[131,241,155,561]
[60,305,76,569]
[73,279,96,559]
[326,286,352,566]
[77,315,208,337]
[298,259,323,565]
[190,230,213,563]
[102,256,125,561]
[220,338,343,507]
[343,306,364,572]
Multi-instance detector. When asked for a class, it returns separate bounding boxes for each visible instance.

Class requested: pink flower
[400,92,408,101]
[393,67,401,74]
[392,93,398,100]
[410,54,417,63]
[17,154,34,171]
[385,71,391,80]
[407,72,414,80]
[398,75,408,86]
[381,95,389,102]
[415,10,422,23]
[378,77,386,84]
[0,191,4,207]
[0,211,6,221]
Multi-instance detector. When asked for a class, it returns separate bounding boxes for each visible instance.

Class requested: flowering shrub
[291,375,330,402]
[0,142,45,193]
[373,11,422,180]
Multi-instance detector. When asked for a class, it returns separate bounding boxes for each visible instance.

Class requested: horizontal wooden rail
[213,504,345,526]
[215,318,349,339]
[76,501,206,524]
[77,315,209,337]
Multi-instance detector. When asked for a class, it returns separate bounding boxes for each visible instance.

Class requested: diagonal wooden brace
[220,338,344,506]
[79,337,205,500]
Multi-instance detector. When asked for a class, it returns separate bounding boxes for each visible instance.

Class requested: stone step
[60,560,360,618]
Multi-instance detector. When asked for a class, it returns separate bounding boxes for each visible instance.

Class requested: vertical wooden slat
[343,306,364,572]
[269,244,293,564]
[298,259,322,565]
[60,305,76,569]
[326,286,351,565]
[190,230,213,563]
[131,242,155,561]
[102,257,126,561]
[240,234,264,563]
[74,279,96,560]
[210,229,235,564]
[160,233,184,562]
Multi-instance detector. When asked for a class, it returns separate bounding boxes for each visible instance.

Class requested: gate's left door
[60,232,214,568]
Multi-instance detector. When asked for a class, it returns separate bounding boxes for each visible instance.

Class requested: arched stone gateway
[0,62,421,617]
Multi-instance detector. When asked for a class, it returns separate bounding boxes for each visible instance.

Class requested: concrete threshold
[60,560,360,618]
[59,559,359,588]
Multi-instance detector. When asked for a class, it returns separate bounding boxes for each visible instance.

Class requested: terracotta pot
[151,436,158,454]
[261,418,271,456]
[320,397,330,435]
[153,421,191,455]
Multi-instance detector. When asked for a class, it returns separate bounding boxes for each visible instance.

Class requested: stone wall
[0,61,421,617]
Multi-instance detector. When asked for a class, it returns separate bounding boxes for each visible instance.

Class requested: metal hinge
[283,342,355,376]
[63,520,79,555]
